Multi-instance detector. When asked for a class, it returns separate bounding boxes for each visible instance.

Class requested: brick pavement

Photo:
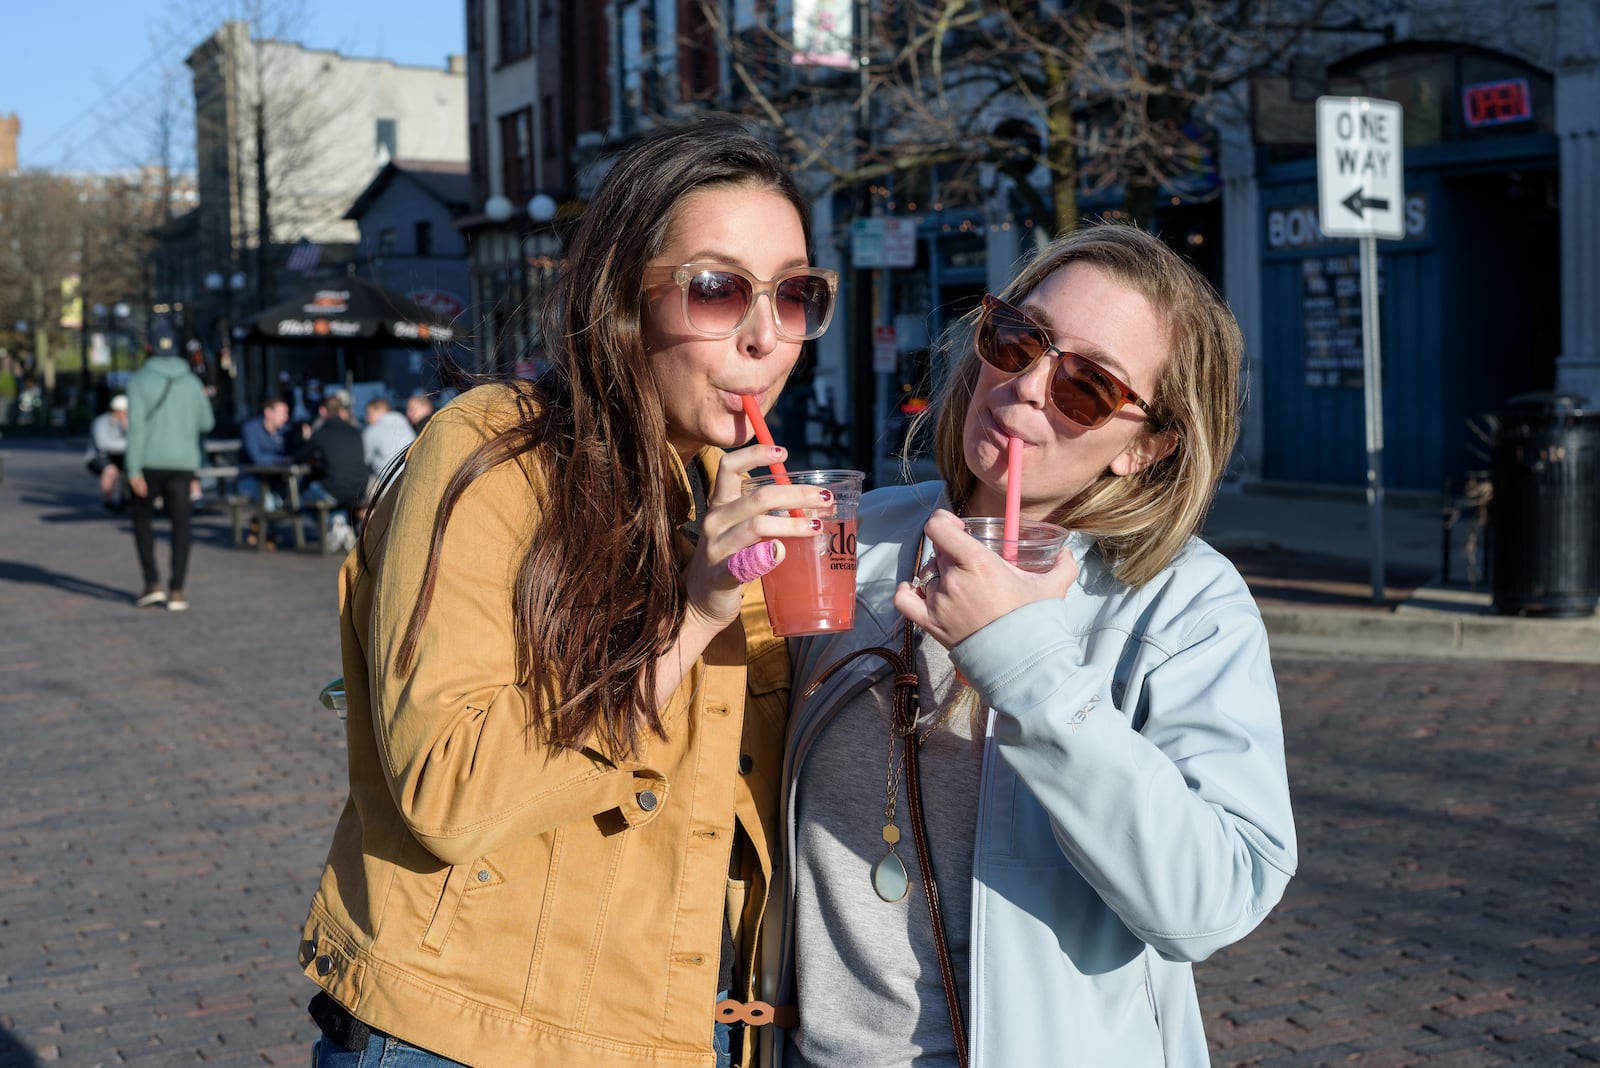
[1,440,1597,1066]
[1201,655,1600,1066]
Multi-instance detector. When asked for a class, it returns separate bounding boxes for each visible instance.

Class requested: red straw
[743,395,805,519]
[741,395,791,484]
[1003,436,1023,563]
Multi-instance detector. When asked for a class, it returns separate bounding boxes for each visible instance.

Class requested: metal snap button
[315,954,334,976]
[476,869,490,883]
[737,754,753,774]
[638,789,659,811]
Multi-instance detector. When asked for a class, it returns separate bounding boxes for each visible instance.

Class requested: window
[375,118,397,162]
[467,0,481,51]
[415,221,433,257]
[499,107,535,204]
[378,228,397,257]
[499,0,532,63]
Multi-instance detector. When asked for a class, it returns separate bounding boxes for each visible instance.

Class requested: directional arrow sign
[1340,188,1389,218]
[1317,96,1405,240]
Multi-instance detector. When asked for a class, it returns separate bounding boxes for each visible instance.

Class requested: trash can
[1490,392,1600,617]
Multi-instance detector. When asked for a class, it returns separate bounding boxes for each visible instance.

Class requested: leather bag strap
[900,618,970,1068]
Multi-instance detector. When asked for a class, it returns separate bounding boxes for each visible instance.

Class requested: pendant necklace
[872,680,916,902]
[799,531,953,905]
[872,645,963,902]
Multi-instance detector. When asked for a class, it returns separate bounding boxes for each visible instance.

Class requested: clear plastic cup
[921,517,1070,577]
[743,469,865,636]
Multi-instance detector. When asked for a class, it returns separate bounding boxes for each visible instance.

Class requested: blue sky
[1,0,467,173]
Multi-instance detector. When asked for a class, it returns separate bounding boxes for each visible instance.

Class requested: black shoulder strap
[144,377,177,420]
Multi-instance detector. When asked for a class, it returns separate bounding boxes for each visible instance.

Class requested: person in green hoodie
[124,336,215,611]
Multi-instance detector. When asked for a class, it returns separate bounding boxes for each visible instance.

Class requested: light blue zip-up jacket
[762,482,1297,1067]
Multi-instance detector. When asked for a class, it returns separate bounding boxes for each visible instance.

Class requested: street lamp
[517,193,561,377]
[527,193,557,224]
[484,194,514,222]
[206,270,248,418]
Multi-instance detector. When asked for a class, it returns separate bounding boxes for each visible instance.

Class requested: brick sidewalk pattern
[1,442,1597,1066]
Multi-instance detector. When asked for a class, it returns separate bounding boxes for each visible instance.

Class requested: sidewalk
[1203,482,1600,664]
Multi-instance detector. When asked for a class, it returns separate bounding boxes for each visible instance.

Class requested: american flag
[286,239,322,274]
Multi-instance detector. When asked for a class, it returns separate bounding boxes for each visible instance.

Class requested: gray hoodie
[124,356,215,477]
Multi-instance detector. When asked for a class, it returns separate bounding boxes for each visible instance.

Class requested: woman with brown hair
[768,222,1297,1067]
[299,115,840,1067]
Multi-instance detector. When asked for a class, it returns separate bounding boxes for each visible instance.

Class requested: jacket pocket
[420,858,504,954]
[745,642,790,728]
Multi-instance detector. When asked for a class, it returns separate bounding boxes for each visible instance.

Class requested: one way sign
[1316,96,1405,240]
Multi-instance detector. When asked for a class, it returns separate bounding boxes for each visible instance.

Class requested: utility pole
[847,0,875,483]
[255,98,271,309]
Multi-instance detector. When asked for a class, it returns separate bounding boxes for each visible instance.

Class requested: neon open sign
[1463,78,1532,128]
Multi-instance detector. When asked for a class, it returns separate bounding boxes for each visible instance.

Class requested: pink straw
[1003,436,1023,563]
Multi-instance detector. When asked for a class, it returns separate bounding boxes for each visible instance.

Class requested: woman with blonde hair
[768,222,1296,1067]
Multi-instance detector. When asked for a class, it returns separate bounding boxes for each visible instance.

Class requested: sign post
[852,216,918,481]
[1317,95,1404,605]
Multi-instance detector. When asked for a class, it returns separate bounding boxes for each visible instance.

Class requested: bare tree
[0,174,81,392]
[0,172,159,397]
[180,0,357,302]
[696,0,1332,234]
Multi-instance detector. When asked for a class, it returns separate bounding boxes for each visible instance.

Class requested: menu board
[1301,254,1377,389]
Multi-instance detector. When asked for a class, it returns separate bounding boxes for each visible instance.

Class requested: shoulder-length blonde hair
[922,222,1244,588]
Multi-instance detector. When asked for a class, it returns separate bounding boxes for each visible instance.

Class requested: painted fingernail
[809,519,823,532]
[818,488,834,502]
[771,446,787,459]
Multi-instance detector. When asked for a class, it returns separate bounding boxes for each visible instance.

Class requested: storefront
[1246,43,1562,491]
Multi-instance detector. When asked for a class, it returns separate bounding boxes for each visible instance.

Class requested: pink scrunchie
[728,540,780,583]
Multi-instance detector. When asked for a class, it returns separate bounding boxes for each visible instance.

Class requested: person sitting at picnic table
[85,394,130,511]
[239,397,299,504]
[296,389,367,551]
[361,395,415,482]
[404,393,434,434]
[238,396,307,546]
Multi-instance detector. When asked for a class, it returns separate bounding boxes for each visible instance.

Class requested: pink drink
[761,518,859,636]
[744,470,864,637]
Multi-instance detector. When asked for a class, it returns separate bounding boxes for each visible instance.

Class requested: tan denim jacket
[299,386,789,1066]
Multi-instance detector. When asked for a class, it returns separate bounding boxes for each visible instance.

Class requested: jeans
[312,1003,733,1066]
[312,1033,464,1067]
[128,468,193,589]
[714,989,735,1068]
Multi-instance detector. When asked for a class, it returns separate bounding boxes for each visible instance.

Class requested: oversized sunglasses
[643,262,839,342]
[976,294,1162,429]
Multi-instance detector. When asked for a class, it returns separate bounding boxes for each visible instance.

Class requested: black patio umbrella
[235,275,457,346]
[230,275,463,412]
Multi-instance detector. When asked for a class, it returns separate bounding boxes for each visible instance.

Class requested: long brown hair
[923,222,1244,588]
[388,116,813,757]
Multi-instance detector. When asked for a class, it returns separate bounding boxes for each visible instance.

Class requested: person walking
[298,116,839,1067]
[768,223,1296,1068]
[123,338,215,611]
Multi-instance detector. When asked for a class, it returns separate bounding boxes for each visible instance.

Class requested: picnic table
[195,438,243,500]
[226,462,342,553]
